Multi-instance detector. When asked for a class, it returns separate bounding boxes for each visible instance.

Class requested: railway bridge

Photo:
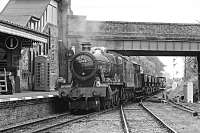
[60,15,200,97]
[67,16,200,56]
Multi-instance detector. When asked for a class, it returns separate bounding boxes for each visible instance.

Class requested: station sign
[21,40,32,47]
[5,36,18,50]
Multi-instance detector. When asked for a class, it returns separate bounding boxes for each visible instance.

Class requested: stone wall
[0,97,67,127]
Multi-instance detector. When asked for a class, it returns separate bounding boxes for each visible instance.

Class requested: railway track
[0,112,72,133]
[32,108,119,133]
[139,103,177,133]
[0,107,118,133]
[121,103,177,133]
[120,105,129,133]
[145,91,198,116]
[2,97,199,133]
[50,107,123,132]
[143,101,200,133]
[168,100,198,116]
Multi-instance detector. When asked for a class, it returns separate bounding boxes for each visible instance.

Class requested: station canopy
[0,20,48,44]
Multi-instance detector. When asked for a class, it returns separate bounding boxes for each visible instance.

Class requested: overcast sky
[72,0,200,23]
[0,0,187,78]
[1,0,200,23]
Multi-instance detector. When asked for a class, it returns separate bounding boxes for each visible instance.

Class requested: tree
[185,56,199,102]
[130,56,165,76]
[185,57,198,80]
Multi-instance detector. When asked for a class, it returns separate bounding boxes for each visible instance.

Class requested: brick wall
[68,16,200,40]
[43,24,59,90]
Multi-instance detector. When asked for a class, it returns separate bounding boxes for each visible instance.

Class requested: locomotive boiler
[57,46,166,112]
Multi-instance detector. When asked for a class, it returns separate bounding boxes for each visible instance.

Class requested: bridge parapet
[68,15,200,41]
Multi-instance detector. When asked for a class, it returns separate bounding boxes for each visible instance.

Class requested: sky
[0,0,190,78]
[159,57,184,78]
[71,0,200,23]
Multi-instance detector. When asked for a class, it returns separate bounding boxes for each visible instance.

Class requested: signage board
[5,36,18,50]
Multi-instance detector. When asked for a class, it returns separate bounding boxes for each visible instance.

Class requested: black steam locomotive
[58,46,166,112]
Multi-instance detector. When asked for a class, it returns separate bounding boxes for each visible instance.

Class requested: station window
[39,0,57,31]
[39,45,41,55]
[27,22,30,28]
[35,22,37,30]
[45,9,47,22]
[41,16,44,29]
[47,5,52,23]
[31,22,34,29]
[43,43,46,55]
[42,15,45,27]
[47,1,57,25]
[52,6,57,25]
[38,21,40,31]
[48,28,51,50]
[46,43,49,55]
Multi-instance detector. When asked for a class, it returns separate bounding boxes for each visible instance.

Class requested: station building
[0,0,80,93]
[0,0,70,92]
[0,19,48,93]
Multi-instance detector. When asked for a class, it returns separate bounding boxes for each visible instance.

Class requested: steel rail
[120,105,130,133]
[31,107,118,133]
[139,102,178,133]
[168,100,198,116]
[0,112,70,133]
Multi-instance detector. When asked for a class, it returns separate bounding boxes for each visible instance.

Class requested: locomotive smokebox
[81,42,91,52]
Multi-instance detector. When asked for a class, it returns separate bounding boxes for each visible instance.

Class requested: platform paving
[0,91,58,102]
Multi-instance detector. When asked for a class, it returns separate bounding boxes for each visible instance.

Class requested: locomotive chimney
[81,42,91,52]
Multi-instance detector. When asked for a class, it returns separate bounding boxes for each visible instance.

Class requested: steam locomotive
[57,46,166,112]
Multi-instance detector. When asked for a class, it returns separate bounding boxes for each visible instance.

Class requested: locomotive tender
[58,46,166,112]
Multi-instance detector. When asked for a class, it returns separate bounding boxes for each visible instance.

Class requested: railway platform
[0,91,67,127]
[0,91,58,102]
